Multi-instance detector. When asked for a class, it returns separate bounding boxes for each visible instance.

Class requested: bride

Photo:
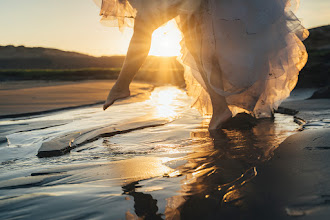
[95,0,308,130]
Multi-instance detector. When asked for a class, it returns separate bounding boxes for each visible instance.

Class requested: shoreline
[0,81,329,219]
[1,80,327,129]
[1,80,328,140]
[0,80,154,119]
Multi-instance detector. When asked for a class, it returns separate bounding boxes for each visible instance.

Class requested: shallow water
[0,87,300,219]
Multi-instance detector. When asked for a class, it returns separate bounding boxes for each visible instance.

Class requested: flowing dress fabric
[94,0,201,28]
[95,0,308,118]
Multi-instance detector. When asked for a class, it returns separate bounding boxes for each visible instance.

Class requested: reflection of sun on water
[149,19,182,57]
[149,87,184,119]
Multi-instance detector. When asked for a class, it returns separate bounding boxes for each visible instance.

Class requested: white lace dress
[94,0,309,118]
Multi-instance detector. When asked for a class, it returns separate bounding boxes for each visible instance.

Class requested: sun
[149,19,182,57]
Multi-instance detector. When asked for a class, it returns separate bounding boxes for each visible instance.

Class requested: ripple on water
[0,87,302,219]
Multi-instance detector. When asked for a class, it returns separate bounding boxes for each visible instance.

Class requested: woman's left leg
[180,14,231,130]
[207,59,232,130]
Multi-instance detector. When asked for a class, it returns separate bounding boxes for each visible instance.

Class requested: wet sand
[250,128,330,219]
[0,80,153,118]
[0,82,329,219]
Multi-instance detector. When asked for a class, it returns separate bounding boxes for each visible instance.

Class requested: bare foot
[103,84,130,110]
[209,108,232,131]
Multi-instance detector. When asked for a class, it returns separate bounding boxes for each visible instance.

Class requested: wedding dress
[94,0,308,118]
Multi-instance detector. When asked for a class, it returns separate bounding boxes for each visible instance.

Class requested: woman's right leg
[103,9,179,110]
[103,18,153,110]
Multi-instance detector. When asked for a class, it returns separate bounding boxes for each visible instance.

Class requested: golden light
[149,87,184,119]
[109,157,173,184]
[149,19,182,57]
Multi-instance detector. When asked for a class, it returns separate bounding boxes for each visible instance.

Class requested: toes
[103,100,114,111]
[103,91,130,111]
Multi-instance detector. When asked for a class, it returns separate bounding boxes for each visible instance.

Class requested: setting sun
[149,19,182,57]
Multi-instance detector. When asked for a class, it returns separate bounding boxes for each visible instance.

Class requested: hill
[0,46,185,85]
[0,45,125,69]
[0,25,329,87]
[298,25,330,87]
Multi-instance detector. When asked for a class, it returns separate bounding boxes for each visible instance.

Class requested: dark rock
[275,107,299,115]
[222,113,259,130]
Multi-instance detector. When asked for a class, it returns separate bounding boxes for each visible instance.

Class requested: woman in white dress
[96,0,308,130]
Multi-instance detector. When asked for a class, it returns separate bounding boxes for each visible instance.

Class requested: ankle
[113,82,129,91]
[213,105,230,114]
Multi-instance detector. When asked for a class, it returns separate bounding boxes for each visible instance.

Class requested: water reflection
[149,87,188,120]
[0,86,300,219]
[123,113,299,219]
[123,182,163,220]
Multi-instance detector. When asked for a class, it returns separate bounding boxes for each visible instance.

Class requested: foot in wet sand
[209,108,232,131]
[103,84,130,110]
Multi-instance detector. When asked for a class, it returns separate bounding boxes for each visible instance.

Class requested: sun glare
[149,19,182,57]
[149,87,184,119]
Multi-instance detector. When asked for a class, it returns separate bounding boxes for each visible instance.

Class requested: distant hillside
[0,25,329,87]
[0,45,185,85]
[298,25,330,87]
[304,25,330,50]
[0,45,125,69]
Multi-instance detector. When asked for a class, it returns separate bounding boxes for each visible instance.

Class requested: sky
[0,0,329,57]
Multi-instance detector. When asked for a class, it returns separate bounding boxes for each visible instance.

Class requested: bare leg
[207,57,232,130]
[208,91,232,130]
[185,57,231,130]
[179,14,231,130]
[103,10,179,110]
[103,19,152,110]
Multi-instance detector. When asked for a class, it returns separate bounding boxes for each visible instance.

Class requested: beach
[0,81,329,219]
[0,80,154,118]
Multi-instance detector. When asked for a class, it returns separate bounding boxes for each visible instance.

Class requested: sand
[239,94,330,219]
[0,80,154,118]
[0,82,329,219]
[233,128,330,219]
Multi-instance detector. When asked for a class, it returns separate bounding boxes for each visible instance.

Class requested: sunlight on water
[149,87,188,120]
[0,86,304,219]
[0,87,192,164]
